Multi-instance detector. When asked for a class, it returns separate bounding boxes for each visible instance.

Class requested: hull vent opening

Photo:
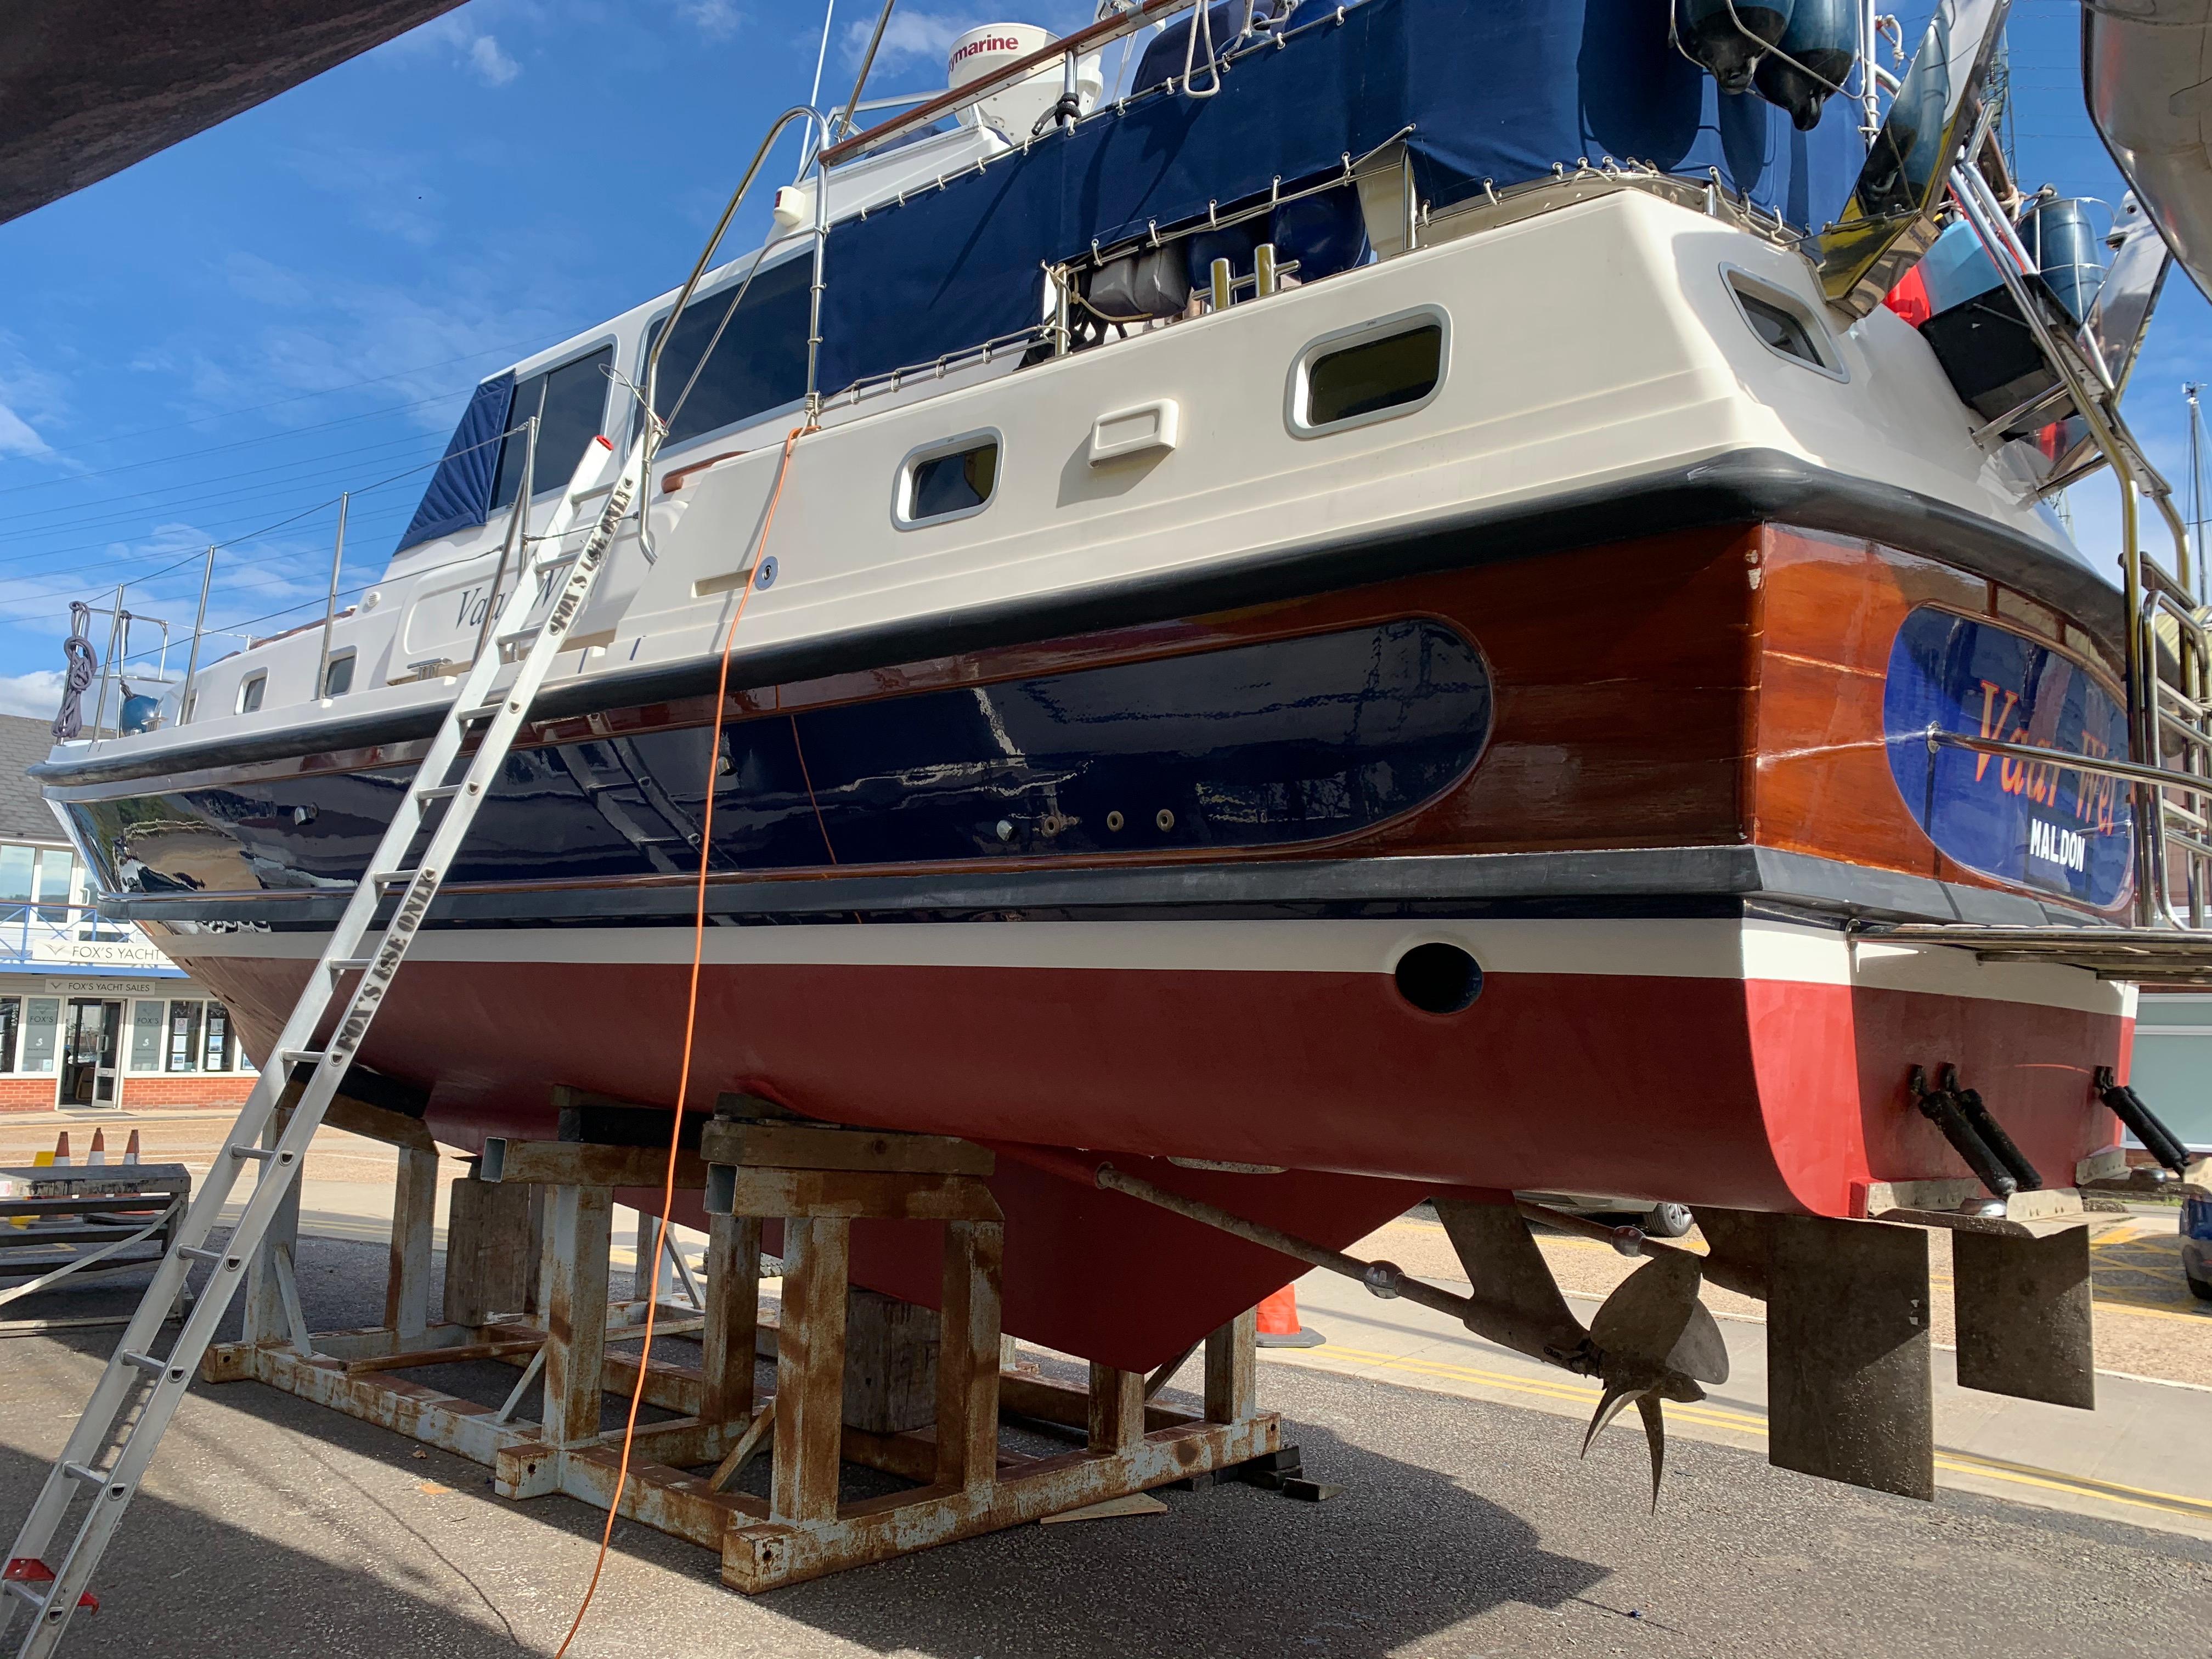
[1395,943,1483,1014]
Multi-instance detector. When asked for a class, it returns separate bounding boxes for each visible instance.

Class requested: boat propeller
[1579,1251,1730,1510]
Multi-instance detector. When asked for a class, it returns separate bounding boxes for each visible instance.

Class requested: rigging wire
[0,431,444,547]
[0,331,571,489]
[551,422,809,1659]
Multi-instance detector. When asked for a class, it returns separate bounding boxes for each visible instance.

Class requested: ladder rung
[495,625,540,646]
[120,1350,167,1375]
[280,1048,326,1065]
[327,958,374,975]
[230,1145,280,1164]
[416,783,461,802]
[4,1578,48,1609]
[62,1463,107,1487]
[368,869,419,887]
[535,550,582,572]
[177,1245,227,1265]
[458,702,513,723]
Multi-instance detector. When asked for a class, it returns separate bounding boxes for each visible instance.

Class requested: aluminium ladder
[0,429,646,1656]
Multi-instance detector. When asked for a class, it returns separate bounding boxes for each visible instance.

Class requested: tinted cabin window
[493,347,613,509]
[322,653,354,698]
[1305,324,1442,427]
[906,441,998,523]
[646,254,812,447]
[238,674,266,714]
[1737,291,1821,365]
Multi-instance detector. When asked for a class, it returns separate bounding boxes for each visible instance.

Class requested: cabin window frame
[634,248,815,462]
[1285,304,1451,438]
[492,334,622,511]
[1721,266,1847,382]
[892,429,1003,530]
[236,673,267,715]
[321,651,356,699]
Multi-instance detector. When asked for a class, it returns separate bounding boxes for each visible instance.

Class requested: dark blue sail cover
[397,372,514,552]
[816,0,1863,392]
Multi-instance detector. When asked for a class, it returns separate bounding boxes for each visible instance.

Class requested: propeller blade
[1635,1392,1667,1511]
[1666,1297,1730,1386]
[1581,1379,1641,1458]
[1591,1251,1702,1366]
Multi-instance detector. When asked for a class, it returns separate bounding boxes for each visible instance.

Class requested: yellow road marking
[1377,1221,2211,1321]
[1282,1342,2212,1523]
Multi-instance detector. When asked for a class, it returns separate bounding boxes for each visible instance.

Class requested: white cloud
[177,254,568,434]
[0,400,47,458]
[469,33,522,84]
[679,0,743,39]
[844,8,964,70]
[386,10,524,87]
[282,148,451,248]
[0,669,64,721]
[0,335,70,460]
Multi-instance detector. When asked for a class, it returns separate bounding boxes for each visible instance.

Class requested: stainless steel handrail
[1950,158,2212,929]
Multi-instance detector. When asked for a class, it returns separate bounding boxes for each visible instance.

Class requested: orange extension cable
[554,422,807,1657]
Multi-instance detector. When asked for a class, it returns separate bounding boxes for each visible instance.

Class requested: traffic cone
[52,1132,69,1168]
[88,1129,105,1167]
[123,1130,140,1166]
[1254,1283,1324,1349]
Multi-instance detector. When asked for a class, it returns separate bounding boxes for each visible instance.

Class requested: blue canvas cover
[397,372,514,552]
[817,0,1862,393]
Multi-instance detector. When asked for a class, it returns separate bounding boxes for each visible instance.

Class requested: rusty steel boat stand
[200,1085,1279,1593]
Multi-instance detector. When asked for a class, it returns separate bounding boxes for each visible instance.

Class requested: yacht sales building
[0,714,255,1112]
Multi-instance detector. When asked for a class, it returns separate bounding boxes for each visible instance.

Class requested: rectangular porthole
[238,673,266,714]
[895,432,1000,528]
[322,652,355,698]
[1740,293,1819,363]
[1724,269,1844,380]
[1289,308,1448,437]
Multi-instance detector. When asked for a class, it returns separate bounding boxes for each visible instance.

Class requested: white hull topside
[58,182,2092,783]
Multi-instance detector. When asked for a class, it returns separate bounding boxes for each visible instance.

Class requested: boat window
[1740,293,1818,363]
[896,433,1000,527]
[492,346,614,509]
[321,652,355,698]
[1290,310,1447,435]
[644,253,812,448]
[238,673,266,715]
[1724,272,1841,377]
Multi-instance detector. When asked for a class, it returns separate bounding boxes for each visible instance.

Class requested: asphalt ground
[2,1232,2210,1659]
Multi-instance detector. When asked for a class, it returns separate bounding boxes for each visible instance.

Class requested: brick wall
[120,1075,255,1110]
[0,1074,256,1113]
[0,1077,53,1111]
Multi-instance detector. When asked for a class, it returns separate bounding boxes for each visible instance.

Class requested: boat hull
[165,911,2128,1200]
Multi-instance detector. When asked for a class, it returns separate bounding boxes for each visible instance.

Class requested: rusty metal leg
[771,1216,850,1524]
[523,1185,547,1317]
[1203,1308,1256,1424]
[936,1220,1003,1492]
[634,1206,676,1308]
[242,1105,303,1348]
[702,1212,761,1426]
[1768,1214,1934,1500]
[541,1184,612,1448]
[385,1144,439,1342]
[1087,1364,1144,1454]
[1953,1226,2095,1410]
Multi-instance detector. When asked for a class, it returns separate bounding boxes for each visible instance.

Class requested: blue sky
[0,0,2198,719]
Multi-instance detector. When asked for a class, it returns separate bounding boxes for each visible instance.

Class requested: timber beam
[206,1104,1277,1590]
